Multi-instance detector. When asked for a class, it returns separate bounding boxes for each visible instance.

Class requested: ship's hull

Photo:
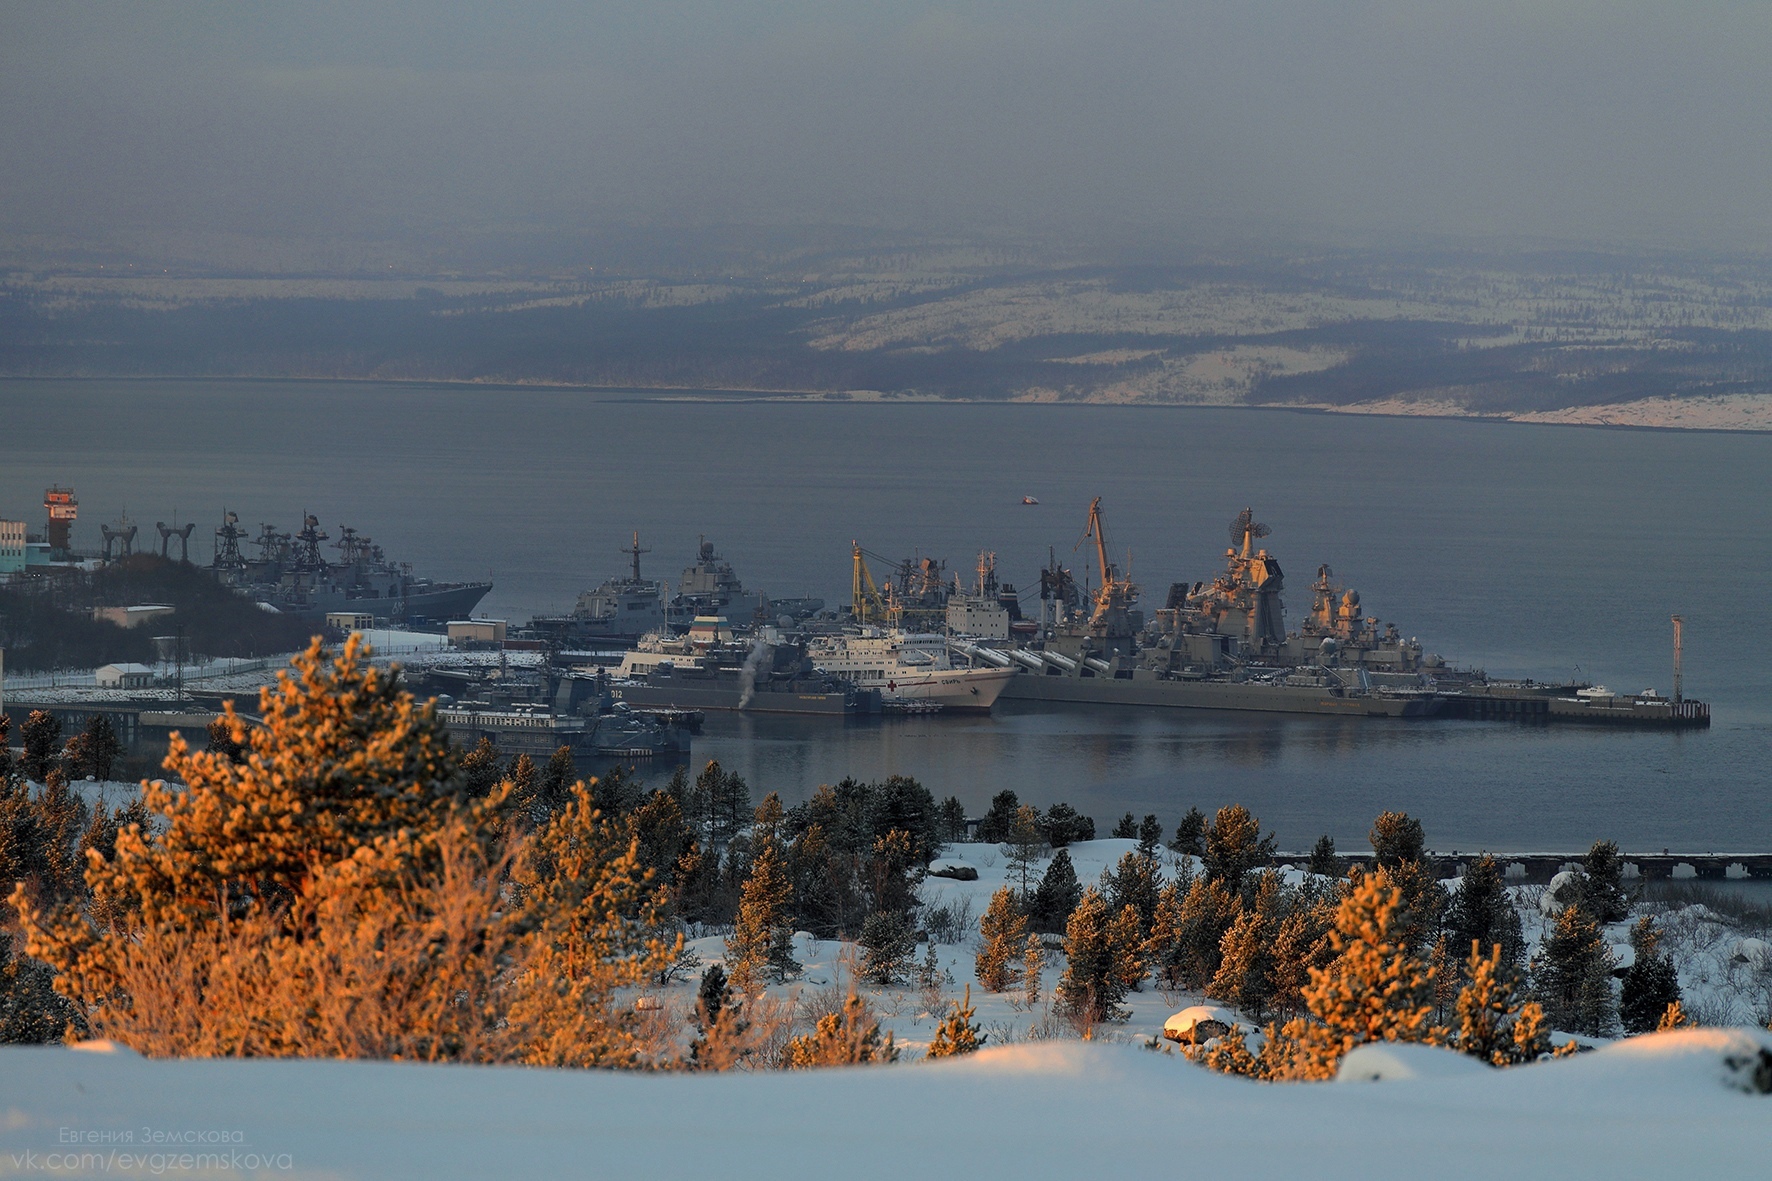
[1000,669,1439,717]
[881,667,1016,712]
[276,581,493,623]
[440,711,691,760]
[615,677,880,716]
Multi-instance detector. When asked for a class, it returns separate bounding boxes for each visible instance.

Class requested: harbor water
[2,378,1768,852]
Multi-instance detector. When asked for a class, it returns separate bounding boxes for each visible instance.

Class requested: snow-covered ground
[1,1029,1766,1179]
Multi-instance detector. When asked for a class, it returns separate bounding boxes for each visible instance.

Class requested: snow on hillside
[1,1030,1766,1180]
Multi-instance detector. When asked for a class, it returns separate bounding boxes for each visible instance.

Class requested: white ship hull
[877,666,1015,712]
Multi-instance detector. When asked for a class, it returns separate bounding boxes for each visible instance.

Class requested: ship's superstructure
[210,510,491,623]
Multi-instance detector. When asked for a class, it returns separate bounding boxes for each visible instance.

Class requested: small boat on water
[1021,496,1040,505]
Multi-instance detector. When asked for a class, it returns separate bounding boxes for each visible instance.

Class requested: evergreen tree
[926,985,985,1058]
[1619,916,1683,1034]
[1001,804,1048,897]
[458,736,504,799]
[1202,804,1274,892]
[1111,812,1138,840]
[698,760,753,849]
[34,768,89,904]
[1030,848,1083,934]
[0,931,75,1044]
[858,910,918,985]
[505,753,538,818]
[1306,835,1341,878]
[1056,886,1128,1023]
[1156,875,1243,990]
[1270,890,1336,1019]
[1101,849,1164,938]
[934,796,968,844]
[1535,904,1618,1037]
[1109,902,1147,993]
[21,711,60,784]
[1137,814,1163,855]
[781,989,898,1067]
[975,886,1026,993]
[1454,940,1558,1066]
[63,715,122,782]
[535,745,577,816]
[727,839,798,993]
[1578,840,1631,924]
[975,791,1022,844]
[1386,857,1449,957]
[689,963,749,1069]
[204,715,248,764]
[1041,801,1094,847]
[1281,867,1446,1080]
[0,715,15,788]
[1208,871,1286,1020]
[1369,811,1427,869]
[1023,935,1043,1009]
[1446,854,1524,975]
[1169,806,1206,857]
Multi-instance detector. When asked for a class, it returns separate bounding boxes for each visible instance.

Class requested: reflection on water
[681,701,1764,854]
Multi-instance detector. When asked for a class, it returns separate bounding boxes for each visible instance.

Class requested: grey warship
[978,503,1441,717]
[211,511,491,623]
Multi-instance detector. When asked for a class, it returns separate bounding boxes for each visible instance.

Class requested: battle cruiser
[211,510,492,624]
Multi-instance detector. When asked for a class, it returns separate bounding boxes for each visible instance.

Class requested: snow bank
[1,1030,1767,1180]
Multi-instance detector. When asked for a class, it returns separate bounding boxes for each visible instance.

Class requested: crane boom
[852,541,886,624]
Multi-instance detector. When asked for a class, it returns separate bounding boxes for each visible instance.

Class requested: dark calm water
[2,378,1768,852]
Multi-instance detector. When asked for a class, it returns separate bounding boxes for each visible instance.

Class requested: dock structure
[1293,851,1772,883]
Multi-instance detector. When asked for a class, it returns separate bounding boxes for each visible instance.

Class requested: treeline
[967,804,1688,1074]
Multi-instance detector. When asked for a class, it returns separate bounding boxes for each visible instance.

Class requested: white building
[0,519,23,576]
[96,663,156,690]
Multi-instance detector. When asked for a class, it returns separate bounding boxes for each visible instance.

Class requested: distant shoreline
[3,373,1770,435]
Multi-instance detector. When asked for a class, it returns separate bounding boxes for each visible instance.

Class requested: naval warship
[211,511,491,623]
[611,618,881,715]
[972,503,1442,717]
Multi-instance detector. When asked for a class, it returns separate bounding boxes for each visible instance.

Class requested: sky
[4,2,1772,262]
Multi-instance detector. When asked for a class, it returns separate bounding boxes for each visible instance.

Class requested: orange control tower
[44,486,77,554]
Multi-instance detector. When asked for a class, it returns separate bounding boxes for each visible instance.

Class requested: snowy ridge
[1,1030,1766,1179]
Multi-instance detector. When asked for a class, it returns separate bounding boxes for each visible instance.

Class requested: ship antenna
[622,530,650,582]
[1672,614,1684,703]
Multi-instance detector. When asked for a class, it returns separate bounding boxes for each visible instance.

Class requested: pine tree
[1056,886,1128,1024]
[1578,840,1631,924]
[506,782,682,1068]
[1023,935,1043,1008]
[1535,904,1618,1037]
[926,985,985,1058]
[1208,870,1286,1020]
[21,711,60,784]
[1155,876,1242,990]
[459,735,504,799]
[505,753,538,818]
[204,715,247,763]
[63,715,122,782]
[1270,890,1335,1019]
[1001,804,1048,897]
[534,745,577,816]
[781,989,898,1068]
[1369,811,1426,869]
[1281,867,1446,1080]
[0,715,15,788]
[1307,835,1341,878]
[1169,806,1206,857]
[1111,812,1138,840]
[727,839,798,993]
[975,790,1022,844]
[1446,854,1524,976]
[1202,805,1274,892]
[34,768,89,904]
[1030,848,1082,934]
[1101,848,1164,938]
[1109,902,1147,993]
[1041,802,1094,847]
[858,910,918,985]
[1454,940,1558,1066]
[1619,916,1683,1034]
[975,886,1026,993]
[934,796,968,844]
[1137,814,1163,855]
[16,637,526,1060]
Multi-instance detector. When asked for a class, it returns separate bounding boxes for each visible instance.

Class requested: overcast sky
[5,2,1772,260]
